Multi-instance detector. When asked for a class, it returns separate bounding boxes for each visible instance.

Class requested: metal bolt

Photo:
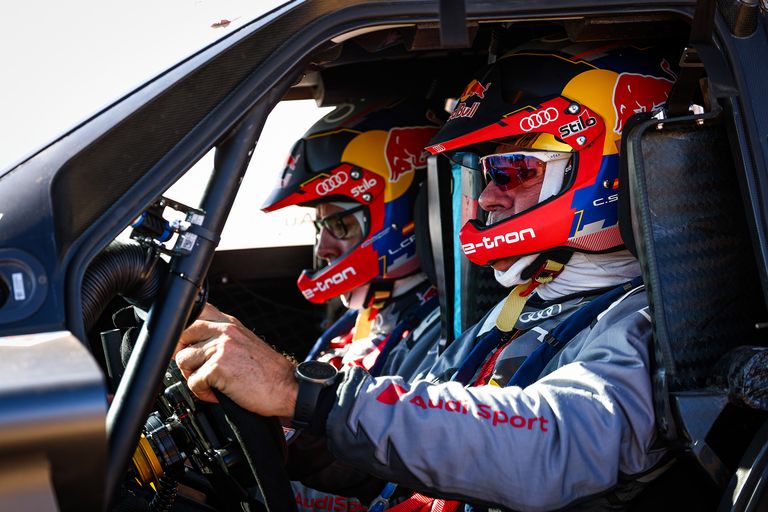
[576,136,587,146]
[566,103,580,115]
[656,123,664,131]
[350,170,361,179]
[696,118,705,126]
[362,193,372,202]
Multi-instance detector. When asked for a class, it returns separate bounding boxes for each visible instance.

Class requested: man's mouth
[486,210,513,225]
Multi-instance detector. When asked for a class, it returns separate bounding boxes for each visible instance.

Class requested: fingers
[175,340,211,379]
[197,302,243,326]
[186,357,221,404]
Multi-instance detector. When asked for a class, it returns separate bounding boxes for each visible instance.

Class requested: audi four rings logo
[519,107,559,132]
[315,173,348,196]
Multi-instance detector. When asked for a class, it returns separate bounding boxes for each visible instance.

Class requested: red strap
[472,330,521,386]
[386,492,432,512]
[385,493,461,512]
[328,330,354,350]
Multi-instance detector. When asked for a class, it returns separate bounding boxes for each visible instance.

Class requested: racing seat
[619,110,768,510]
[416,155,507,347]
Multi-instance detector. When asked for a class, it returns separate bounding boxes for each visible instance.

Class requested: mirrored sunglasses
[480,151,571,191]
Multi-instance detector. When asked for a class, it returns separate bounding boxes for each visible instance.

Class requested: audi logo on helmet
[519,107,559,133]
[315,172,349,196]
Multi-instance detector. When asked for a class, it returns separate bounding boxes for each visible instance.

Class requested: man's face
[477,147,547,271]
[314,203,364,266]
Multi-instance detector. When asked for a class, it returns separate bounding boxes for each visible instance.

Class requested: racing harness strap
[507,276,643,388]
[379,274,644,512]
[453,260,564,385]
[368,294,440,377]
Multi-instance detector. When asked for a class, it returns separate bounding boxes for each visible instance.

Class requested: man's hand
[175,303,298,418]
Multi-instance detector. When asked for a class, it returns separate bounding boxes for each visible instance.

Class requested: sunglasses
[313,205,366,240]
[480,151,571,191]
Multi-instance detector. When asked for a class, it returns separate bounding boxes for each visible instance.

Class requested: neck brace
[494,250,640,300]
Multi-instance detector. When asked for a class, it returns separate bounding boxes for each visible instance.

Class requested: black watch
[292,361,339,430]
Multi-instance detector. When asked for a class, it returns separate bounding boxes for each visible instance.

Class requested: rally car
[0,0,766,510]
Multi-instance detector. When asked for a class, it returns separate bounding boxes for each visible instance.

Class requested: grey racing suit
[318,283,667,511]
[289,278,442,511]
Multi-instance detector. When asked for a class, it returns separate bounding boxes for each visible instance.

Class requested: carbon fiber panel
[631,121,767,391]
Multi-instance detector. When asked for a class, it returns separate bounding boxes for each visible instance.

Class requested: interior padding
[625,119,767,394]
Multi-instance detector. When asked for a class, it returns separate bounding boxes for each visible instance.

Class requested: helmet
[262,98,442,304]
[426,38,676,268]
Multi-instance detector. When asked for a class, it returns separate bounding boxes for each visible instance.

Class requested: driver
[262,96,444,378]
[175,38,677,510]
[261,97,445,509]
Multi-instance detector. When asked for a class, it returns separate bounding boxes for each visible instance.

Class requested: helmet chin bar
[297,245,379,303]
[428,97,617,267]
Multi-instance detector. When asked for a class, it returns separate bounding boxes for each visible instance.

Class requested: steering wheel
[212,389,298,512]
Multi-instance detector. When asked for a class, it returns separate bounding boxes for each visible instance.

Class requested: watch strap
[292,377,324,429]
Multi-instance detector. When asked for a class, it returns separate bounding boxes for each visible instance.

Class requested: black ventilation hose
[82,240,208,333]
[82,240,164,332]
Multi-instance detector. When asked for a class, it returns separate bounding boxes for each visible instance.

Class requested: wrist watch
[292,360,339,429]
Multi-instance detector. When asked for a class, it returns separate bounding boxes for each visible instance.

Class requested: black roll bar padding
[104,104,268,508]
[438,0,469,49]
[426,155,454,348]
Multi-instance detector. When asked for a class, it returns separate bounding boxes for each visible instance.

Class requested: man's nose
[478,181,515,212]
[315,229,341,263]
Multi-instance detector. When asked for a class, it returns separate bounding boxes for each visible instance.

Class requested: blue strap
[453,326,507,385]
[368,296,439,377]
[507,277,643,388]
[304,309,358,362]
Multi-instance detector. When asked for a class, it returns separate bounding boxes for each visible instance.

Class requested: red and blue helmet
[262,98,442,303]
[427,38,676,267]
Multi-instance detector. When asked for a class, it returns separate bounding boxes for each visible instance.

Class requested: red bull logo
[385,126,437,183]
[612,72,673,134]
[459,80,491,102]
[286,153,300,171]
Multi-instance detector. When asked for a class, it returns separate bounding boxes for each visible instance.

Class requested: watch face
[298,361,338,381]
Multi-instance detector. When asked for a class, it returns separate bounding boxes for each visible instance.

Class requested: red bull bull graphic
[384,126,436,183]
[612,72,673,133]
[459,80,491,102]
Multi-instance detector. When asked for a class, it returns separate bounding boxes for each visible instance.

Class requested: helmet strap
[495,259,565,332]
[519,249,573,281]
[365,280,395,315]
[351,281,394,342]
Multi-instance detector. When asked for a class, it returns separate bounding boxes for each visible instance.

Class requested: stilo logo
[314,173,349,196]
[462,228,536,256]
[303,266,357,299]
[519,107,559,133]
[558,111,597,139]
[350,177,377,198]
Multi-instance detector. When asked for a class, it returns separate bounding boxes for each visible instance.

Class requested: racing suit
[304,269,667,511]
[290,274,442,511]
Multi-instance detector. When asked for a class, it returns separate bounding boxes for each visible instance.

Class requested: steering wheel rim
[213,389,298,512]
